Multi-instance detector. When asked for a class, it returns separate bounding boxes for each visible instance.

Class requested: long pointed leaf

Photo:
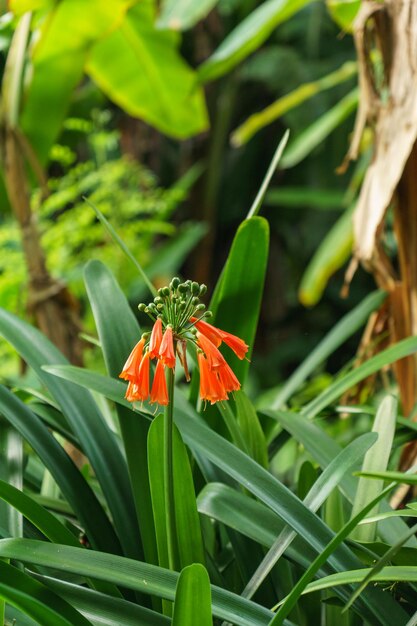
[148,414,205,570]
[302,335,417,419]
[173,564,212,626]
[84,260,156,566]
[43,365,408,624]
[271,290,386,409]
[0,384,118,553]
[351,395,397,542]
[241,432,377,600]
[210,216,269,383]
[0,560,92,626]
[269,409,417,546]
[0,539,275,626]
[33,575,170,626]
[0,306,138,559]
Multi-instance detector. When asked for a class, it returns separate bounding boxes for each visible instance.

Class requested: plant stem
[164,367,179,571]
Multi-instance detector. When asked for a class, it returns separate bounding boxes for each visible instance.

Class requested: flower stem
[164,367,179,571]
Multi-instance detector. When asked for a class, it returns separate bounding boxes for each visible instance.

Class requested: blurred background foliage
[0,0,373,392]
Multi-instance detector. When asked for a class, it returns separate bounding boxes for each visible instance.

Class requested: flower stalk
[164,366,179,571]
[119,277,249,573]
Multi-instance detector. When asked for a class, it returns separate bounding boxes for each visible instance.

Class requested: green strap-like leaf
[172,564,212,626]
[0,539,275,626]
[0,479,78,546]
[232,61,357,147]
[84,260,158,568]
[301,335,417,419]
[33,575,171,626]
[282,565,417,601]
[0,384,118,554]
[0,418,23,539]
[210,216,269,384]
[0,305,138,560]
[269,409,417,547]
[43,365,408,624]
[269,477,409,625]
[351,395,397,542]
[241,432,377,600]
[0,560,92,626]
[298,206,353,306]
[271,289,386,409]
[280,89,359,168]
[198,0,312,83]
[148,414,205,571]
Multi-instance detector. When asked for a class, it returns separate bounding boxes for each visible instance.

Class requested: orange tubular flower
[217,361,240,393]
[192,317,249,360]
[120,278,248,407]
[191,317,222,347]
[119,337,145,382]
[198,352,229,404]
[196,332,227,371]
[135,351,151,401]
[149,318,163,359]
[159,326,176,368]
[125,382,139,402]
[218,329,249,360]
[150,359,169,405]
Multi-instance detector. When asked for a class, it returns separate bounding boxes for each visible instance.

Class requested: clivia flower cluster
[119,278,249,406]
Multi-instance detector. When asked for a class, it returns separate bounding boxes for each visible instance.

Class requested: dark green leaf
[0,384,117,554]
[0,539,275,626]
[84,260,157,567]
[0,306,138,559]
[0,560,92,626]
[210,216,269,383]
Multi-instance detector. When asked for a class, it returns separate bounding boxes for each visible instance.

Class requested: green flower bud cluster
[138,278,211,336]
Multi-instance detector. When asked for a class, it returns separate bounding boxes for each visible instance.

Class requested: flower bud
[170,277,180,290]
[138,303,147,312]
[199,284,207,295]
[191,281,200,295]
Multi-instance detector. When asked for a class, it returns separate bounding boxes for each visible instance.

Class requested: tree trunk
[3,126,84,365]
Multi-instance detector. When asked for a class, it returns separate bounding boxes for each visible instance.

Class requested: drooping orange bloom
[120,279,249,406]
[218,329,248,360]
[217,361,240,393]
[125,381,139,402]
[119,337,145,381]
[159,326,176,368]
[135,351,151,400]
[191,317,222,347]
[149,317,163,359]
[198,352,228,404]
[122,351,151,402]
[192,317,249,360]
[150,359,169,405]
[196,332,227,371]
